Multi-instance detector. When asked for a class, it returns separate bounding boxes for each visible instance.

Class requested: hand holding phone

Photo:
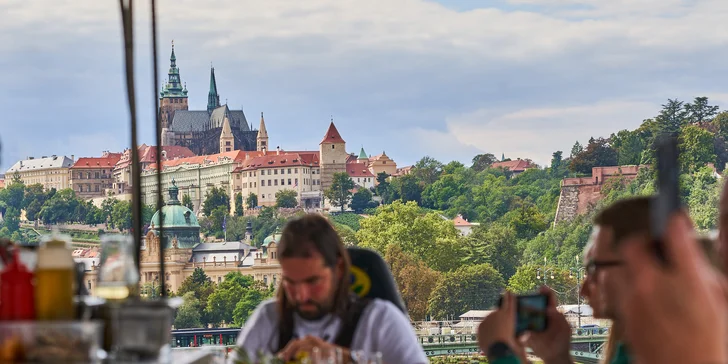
[498,293,549,336]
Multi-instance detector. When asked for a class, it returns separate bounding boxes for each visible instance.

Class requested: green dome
[263,233,282,247]
[150,204,199,228]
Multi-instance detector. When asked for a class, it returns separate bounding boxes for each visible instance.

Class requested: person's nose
[579,279,589,300]
[293,284,311,303]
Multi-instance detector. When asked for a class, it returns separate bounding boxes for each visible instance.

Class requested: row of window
[77,184,108,193]
[75,171,110,179]
[240,168,320,178]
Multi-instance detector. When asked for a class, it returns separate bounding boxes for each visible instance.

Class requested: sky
[1,0,728,171]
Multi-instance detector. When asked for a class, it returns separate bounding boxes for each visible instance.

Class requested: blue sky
[1,0,727,171]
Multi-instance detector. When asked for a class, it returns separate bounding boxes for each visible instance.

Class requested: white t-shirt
[229,298,428,364]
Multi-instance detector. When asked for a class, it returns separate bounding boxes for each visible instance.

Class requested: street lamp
[569,255,587,328]
[536,257,555,286]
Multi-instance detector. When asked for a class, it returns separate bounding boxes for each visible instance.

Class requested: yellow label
[349,266,371,298]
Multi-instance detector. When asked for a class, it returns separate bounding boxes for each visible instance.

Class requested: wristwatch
[487,341,515,360]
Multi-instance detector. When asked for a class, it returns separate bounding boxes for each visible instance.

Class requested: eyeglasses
[585,260,623,276]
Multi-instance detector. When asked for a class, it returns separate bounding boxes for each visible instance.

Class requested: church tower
[319,118,348,194]
[159,41,189,145]
[257,112,269,152]
[219,115,234,153]
[207,67,221,113]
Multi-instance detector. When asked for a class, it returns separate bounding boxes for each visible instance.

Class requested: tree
[245,193,258,209]
[412,156,444,185]
[385,244,442,320]
[110,200,133,231]
[275,189,298,209]
[392,174,423,205]
[655,98,688,137]
[23,184,49,221]
[205,272,273,327]
[507,265,578,305]
[100,198,119,225]
[462,223,521,281]
[234,193,243,216]
[202,187,230,217]
[174,292,203,329]
[472,153,497,172]
[428,264,505,320]
[324,172,355,212]
[357,201,463,272]
[350,188,374,213]
[233,283,274,326]
[3,207,20,233]
[685,96,719,125]
[549,151,563,176]
[375,172,396,204]
[569,137,618,174]
[610,129,645,166]
[679,125,716,172]
[177,267,216,326]
[182,194,194,211]
[39,188,80,225]
[332,222,359,246]
[570,141,583,159]
[713,112,728,141]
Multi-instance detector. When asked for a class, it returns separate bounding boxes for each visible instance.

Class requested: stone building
[6,155,74,191]
[69,151,122,199]
[553,165,645,224]
[158,43,260,155]
[112,144,195,195]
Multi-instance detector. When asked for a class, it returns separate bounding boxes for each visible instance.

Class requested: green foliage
[350,188,375,213]
[324,172,355,212]
[177,268,216,326]
[462,223,520,281]
[274,189,298,209]
[569,137,618,174]
[507,264,579,305]
[205,272,273,327]
[428,263,504,320]
[329,212,363,231]
[245,193,258,209]
[182,194,194,211]
[357,201,463,272]
[202,187,230,217]
[679,125,716,173]
[385,244,442,320]
[471,153,497,172]
[174,292,203,329]
[234,193,243,216]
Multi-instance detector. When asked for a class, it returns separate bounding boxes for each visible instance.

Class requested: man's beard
[295,300,331,320]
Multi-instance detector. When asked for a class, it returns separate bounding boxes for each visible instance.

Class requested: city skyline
[1,0,728,171]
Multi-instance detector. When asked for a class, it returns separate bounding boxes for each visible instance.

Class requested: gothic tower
[159,41,189,145]
[220,115,234,153]
[257,112,269,152]
[319,119,348,196]
[207,67,221,113]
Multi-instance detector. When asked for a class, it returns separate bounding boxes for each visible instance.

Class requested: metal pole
[577,270,581,328]
[150,0,166,298]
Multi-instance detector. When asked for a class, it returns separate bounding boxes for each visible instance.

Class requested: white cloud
[439,100,657,166]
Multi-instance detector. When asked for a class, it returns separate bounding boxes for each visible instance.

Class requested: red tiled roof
[320,122,345,145]
[392,165,413,176]
[140,146,196,163]
[346,154,359,164]
[453,215,472,226]
[347,162,375,177]
[238,151,320,172]
[369,153,392,162]
[71,153,122,169]
[147,150,257,171]
[491,159,532,172]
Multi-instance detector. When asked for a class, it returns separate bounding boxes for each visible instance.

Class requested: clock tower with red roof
[319,118,348,196]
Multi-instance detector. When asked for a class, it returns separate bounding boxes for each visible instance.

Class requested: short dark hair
[592,196,652,247]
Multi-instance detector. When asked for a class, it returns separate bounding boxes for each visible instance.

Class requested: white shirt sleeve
[353,300,429,364]
[227,299,278,364]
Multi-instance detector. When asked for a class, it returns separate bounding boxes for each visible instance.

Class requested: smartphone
[498,293,549,336]
[650,135,681,265]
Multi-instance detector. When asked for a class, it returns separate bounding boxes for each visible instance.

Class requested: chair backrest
[347,247,408,315]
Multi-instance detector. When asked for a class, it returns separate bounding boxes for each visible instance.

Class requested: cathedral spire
[207,66,220,113]
[160,41,184,98]
[257,112,269,152]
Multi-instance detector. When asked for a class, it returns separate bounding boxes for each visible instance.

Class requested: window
[263,275,268,285]
[274,169,278,175]
[225,141,231,146]
[95,172,100,178]
[332,145,335,149]
[95,185,100,192]
[295,168,298,174]
[87,280,91,290]
[268,180,272,186]
[295,178,298,186]
[267,170,271,175]
[288,179,291,185]
[218,277,222,283]
[287,168,291,174]
[281,169,284,175]
[280,179,284,185]
[236,174,240,179]
[262,194,265,199]
[274,180,278,186]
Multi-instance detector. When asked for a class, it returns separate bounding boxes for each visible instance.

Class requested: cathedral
[159,43,261,155]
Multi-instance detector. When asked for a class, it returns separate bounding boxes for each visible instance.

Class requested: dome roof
[149,178,199,229]
[150,204,199,229]
[263,233,282,247]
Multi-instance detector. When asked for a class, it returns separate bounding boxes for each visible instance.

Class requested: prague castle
[159,42,259,155]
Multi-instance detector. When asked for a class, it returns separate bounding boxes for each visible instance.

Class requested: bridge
[417,328,608,363]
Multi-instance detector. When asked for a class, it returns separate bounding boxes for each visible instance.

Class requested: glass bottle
[35,231,75,320]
